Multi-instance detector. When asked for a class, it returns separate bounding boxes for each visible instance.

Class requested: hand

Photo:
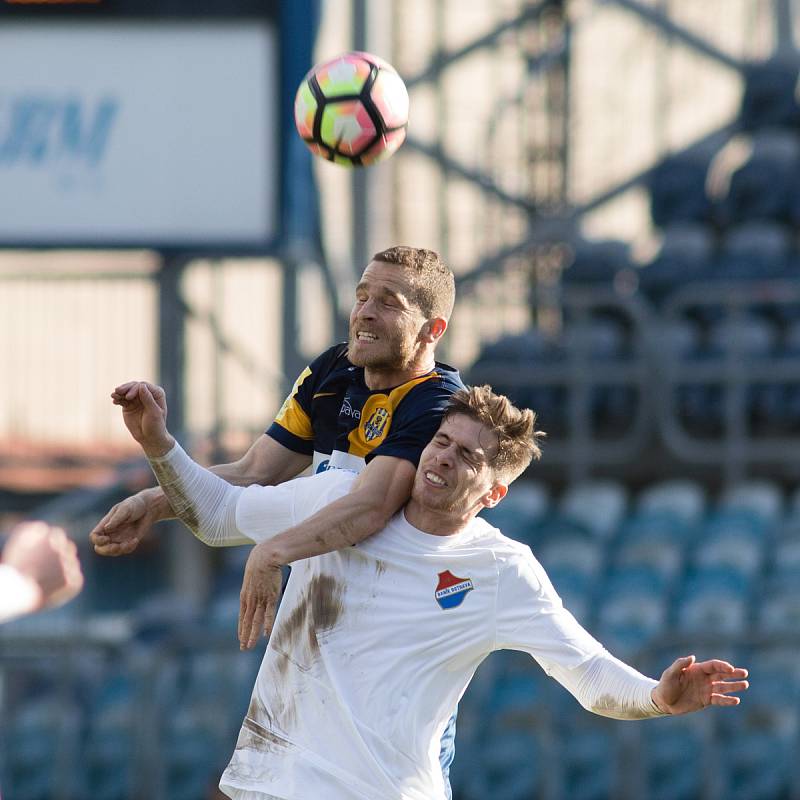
[3,521,84,611]
[651,655,749,715]
[89,488,163,556]
[238,542,283,650]
[112,381,174,457]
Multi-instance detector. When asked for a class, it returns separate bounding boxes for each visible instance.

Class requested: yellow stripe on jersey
[347,374,437,457]
[274,366,314,440]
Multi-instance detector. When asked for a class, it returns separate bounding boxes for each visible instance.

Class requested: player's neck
[403,501,472,537]
[363,355,436,391]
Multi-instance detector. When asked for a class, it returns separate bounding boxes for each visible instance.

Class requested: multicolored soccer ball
[294,51,409,167]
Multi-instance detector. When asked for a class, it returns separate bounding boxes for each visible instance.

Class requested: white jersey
[219,469,605,800]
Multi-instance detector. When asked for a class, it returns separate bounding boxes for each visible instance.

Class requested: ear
[481,483,508,509]
[421,317,448,344]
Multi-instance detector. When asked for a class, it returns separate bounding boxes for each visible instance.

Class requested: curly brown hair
[444,385,545,483]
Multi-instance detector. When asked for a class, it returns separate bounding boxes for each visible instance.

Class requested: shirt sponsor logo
[340,397,361,420]
[435,570,474,609]
[364,407,390,442]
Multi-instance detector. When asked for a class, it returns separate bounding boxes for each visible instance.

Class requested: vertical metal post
[158,254,186,440]
[158,254,211,606]
[352,0,370,272]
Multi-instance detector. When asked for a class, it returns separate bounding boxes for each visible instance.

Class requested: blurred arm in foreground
[0,521,84,623]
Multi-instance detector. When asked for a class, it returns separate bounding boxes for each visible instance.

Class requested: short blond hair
[371,246,455,321]
[444,385,544,483]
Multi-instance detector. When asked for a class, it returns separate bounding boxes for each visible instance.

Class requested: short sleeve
[495,546,603,673]
[234,469,355,544]
[267,346,340,455]
[367,381,454,466]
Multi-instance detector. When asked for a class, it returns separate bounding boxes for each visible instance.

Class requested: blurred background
[2,0,800,798]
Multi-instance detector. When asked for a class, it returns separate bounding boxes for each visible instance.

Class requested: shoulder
[481,525,552,591]
[309,343,352,376]
[433,361,465,391]
[393,363,464,414]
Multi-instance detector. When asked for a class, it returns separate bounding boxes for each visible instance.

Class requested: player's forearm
[260,488,389,565]
[148,455,295,522]
[0,565,42,623]
[146,443,252,547]
[550,650,665,720]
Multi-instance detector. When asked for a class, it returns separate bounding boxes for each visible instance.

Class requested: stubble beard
[347,327,417,372]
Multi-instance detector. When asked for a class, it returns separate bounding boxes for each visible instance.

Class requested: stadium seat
[714,734,793,800]
[715,222,792,279]
[482,481,549,545]
[614,511,689,582]
[675,567,750,635]
[551,724,619,800]
[459,731,541,800]
[596,567,668,659]
[4,696,84,800]
[536,522,605,577]
[541,565,595,626]
[561,238,631,286]
[637,480,706,526]
[632,716,710,800]
[639,224,716,306]
[559,480,629,540]
[651,317,704,360]
[690,509,767,579]
[717,131,800,225]
[649,150,714,227]
[706,314,779,359]
[738,59,800,131]
[718,480,784,525]
[562,318,629,361]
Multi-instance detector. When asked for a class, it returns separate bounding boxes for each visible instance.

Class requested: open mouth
[424,470,447,488]
[356,331,379,343]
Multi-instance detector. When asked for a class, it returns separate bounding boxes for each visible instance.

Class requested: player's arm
[496,549,747,719]
[1,522,84,623]
[237,454,415,649]
[547,651,748,719]
[90,383,311,556]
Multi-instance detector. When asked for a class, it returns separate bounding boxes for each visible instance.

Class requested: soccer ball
[294,51,409,167]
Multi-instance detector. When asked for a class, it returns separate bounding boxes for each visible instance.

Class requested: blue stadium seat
[460,731,541,800]
[718,130,800,225]
[714,734,793,800]
[634,716,709,800]
[715,222,792,279]
[536,523,605,577]
[707,314,779,359]
[559,480,629,541]
[482,481,549,545]
[614,511,689,582]
[739,59,800,131]
[561,238,631,286]
[4,696,84,800]
[563,318,629,361]
[541,565,596,626]
[596,567,668,659]
[637,480,706,526]
[649,150,713,227]
[758,581,800,635]
[676,567,750,635]
[639,224,716,305]
[551,724,618,800]
[719,480,784,526]
[690,510,767,580]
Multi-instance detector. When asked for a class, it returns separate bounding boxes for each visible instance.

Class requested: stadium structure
[2,1,800,798]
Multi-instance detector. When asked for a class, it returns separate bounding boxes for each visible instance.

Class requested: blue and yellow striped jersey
[267,344,465,473]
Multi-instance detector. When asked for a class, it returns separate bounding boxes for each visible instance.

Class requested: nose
[435,444,456,468]
[354,297,377,320]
